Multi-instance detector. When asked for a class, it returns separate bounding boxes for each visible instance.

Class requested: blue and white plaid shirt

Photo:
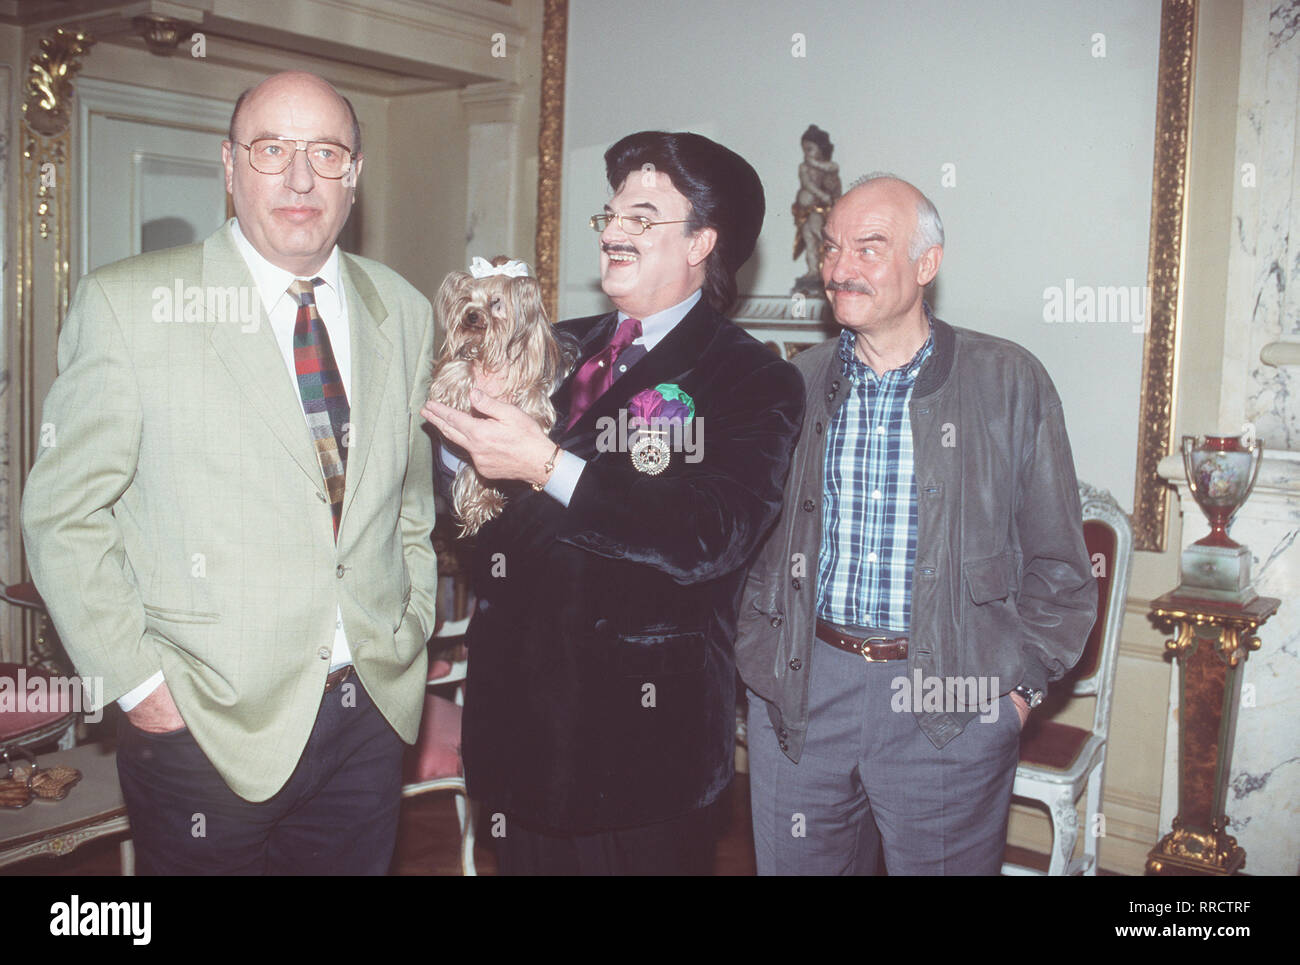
[816,322,934,632]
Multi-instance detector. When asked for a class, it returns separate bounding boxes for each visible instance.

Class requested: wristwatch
[1012,683,1044,709]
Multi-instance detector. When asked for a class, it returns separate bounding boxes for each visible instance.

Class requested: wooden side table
[1145,591,1279,875]
[0,742,133,873]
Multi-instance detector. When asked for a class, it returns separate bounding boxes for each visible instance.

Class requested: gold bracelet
[532,444,561,491]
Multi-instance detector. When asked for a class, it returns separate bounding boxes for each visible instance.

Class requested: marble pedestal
[1157,452,1300,875]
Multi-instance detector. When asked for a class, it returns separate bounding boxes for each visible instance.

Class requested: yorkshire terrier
[428,256,576,536]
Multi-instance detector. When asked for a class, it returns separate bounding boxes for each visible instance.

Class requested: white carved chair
[401,615,477,875]
[1002,483,1132,876]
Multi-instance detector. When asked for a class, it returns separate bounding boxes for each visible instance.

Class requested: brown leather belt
[324,665,353,693]
[816,620,909,661]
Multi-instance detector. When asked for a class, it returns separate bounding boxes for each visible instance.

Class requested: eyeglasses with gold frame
[589,213,691,236]
[233,138,358,179]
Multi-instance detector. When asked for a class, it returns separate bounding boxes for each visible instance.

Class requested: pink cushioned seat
[403,693,462,783]
[427,659,455,682]
[0,662,77,742]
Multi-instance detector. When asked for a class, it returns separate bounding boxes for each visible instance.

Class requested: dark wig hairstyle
[603,131,764,315]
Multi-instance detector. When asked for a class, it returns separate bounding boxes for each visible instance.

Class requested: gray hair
[847,171,944,261]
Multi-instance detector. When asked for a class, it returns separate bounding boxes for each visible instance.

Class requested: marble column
[1225,0,1300,442]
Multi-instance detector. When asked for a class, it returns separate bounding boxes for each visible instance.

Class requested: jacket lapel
[203,226,322,486]
[337,254,393,531]
[556,298,720,450]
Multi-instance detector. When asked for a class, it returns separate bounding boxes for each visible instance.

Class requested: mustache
[825,280,873,295]
[601,242,638,256]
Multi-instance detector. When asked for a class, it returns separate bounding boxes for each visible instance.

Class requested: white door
[79,79,231,276]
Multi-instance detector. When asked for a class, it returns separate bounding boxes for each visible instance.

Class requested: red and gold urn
[1175,434,1263,605]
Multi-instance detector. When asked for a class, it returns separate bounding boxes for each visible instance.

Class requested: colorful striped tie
[289,278,349,538]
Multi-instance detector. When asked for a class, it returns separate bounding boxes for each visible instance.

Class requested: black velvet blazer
[460,297,805,834]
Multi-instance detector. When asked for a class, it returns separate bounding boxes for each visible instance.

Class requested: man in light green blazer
[21,72,438,874]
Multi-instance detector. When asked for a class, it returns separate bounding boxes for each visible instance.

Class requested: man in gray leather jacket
[736,174,1096,875]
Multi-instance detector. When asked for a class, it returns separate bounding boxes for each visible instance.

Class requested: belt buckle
[859,636,890,662]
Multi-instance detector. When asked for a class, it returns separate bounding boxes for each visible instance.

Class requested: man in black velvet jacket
[423,131,804,873]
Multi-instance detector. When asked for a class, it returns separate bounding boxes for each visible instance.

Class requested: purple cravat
[566,316,642,429]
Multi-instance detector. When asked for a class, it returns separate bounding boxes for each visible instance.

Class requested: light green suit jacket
[21,222,439,801]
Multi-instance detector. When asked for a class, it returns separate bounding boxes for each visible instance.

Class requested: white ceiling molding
[4,0,526,92]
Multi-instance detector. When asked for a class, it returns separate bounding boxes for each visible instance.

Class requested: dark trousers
[117,676,403,875]
[493,801,722,875]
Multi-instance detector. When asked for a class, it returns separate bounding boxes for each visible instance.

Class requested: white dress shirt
[119,218,355,711]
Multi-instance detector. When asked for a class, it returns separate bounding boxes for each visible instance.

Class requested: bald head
[221,70,364,275]
[842,173,944,261]
[819,172,944,341]
[229,72,361,157]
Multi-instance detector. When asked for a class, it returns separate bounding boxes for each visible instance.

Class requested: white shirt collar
[618,288,702,351]
[229,217,343,314]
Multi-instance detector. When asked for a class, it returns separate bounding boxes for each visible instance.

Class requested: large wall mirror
[535,0,1194,551]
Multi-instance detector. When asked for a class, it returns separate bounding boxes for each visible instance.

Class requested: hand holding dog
[423,389,557,488]
[470,362,511,401]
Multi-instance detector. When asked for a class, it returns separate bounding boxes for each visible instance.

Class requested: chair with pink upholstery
[401,615,476,875]
[0,583,78,758]
[0,662,78,754]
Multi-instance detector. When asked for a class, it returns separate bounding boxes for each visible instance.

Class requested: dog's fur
[429,258,576,536]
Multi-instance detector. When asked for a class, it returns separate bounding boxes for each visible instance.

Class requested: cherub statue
[791,124,841,294]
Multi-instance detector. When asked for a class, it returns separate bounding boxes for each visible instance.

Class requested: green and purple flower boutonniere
[627,383,698,476]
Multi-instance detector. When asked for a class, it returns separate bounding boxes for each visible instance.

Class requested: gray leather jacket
[736,316,1097,759]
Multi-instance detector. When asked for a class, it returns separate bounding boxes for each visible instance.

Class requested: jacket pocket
[964,552,1015,604]
[142,603,221,625]
[613,629,709,677]
[959,552,1022,674]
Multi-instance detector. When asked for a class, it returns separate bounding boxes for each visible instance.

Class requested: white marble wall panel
[1220,0,1300,876]
[1232,0,1300,446]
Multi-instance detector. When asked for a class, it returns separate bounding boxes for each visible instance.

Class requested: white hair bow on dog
[469,256,532,279]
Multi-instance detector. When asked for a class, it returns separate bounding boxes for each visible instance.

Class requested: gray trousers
[748,636,1021,875]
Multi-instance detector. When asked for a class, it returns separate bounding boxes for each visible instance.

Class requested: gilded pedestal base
[1146,817,1245,876]
[1145,592,1279,877]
